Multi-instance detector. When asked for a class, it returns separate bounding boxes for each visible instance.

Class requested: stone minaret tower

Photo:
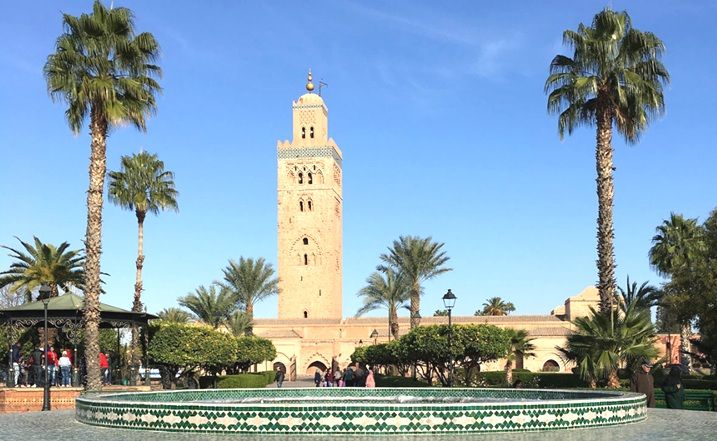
[277,71,343,320]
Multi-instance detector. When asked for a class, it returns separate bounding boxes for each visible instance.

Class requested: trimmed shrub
[217,372,274,389]
[475,371,589,389]
[375,374,430,388]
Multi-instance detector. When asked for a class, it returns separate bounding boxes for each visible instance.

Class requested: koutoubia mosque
[252,72,676,380]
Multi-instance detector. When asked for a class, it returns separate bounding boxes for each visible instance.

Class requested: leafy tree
[0,237,85,300]
[356,268,410,340]
[379,236,451,329]
[504,329,536,384]
[433,309,449,317]
[234,335,277,372]
[108,151,178,381]
[156,307,192,324]
[545,8,669,313]
[559,305,657,388]
[476,297,515,316]
[219,257,278,334]
[178,285,236,329]
[44,0,162,391]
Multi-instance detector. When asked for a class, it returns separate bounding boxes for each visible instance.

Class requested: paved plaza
[0,408,714,440]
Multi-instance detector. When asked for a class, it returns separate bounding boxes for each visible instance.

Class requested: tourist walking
[324,370,332,387]
[275,368,285,388]
[47,346,58,386]
[661,366,685,409]
[99,352,110,385]
[343,366,354,387]
[365,367,376,388]
[333,369,341,387]
[59,351,72,387]
[314,369,322,387]
[630,359,656,407]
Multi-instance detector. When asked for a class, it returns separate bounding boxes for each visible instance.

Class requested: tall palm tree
[218,257,278,335]
[649,213,705,369]
[156,307,192,324]
[178,285,236,329]
[108,151,177,378]
[560,304,657,388]
[227,311,253,337]
[618,276,660,312]
[356,268,410,340]
[545,8,669,313]
[44,0,161,391]
[477,297,516,316]
[379,236,451,329]
[0,237,85,300]
[504,329,536,384]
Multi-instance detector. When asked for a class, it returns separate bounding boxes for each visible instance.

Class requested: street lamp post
[40,285,52,411]
[370,329,379,345]
[442,289,457,387]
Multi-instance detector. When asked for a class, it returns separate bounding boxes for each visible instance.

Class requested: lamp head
[442,289,457,310]
[370,329,379,339]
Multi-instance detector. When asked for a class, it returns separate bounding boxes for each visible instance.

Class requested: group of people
[10,342,74,387]
[631,358,686,409]
[312,364,376,388]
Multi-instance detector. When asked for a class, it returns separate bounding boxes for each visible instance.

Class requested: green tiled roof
[3,292,130,313]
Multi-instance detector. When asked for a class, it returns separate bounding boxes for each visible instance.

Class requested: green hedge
[476,372,589,389]
[217,371,275,389]
[375,375,430,388]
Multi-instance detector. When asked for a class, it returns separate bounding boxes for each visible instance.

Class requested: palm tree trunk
[410,282,420,329]
[505,359,513,385]
[595,104,617,313]
[389,306,399,340]
[607,369,620,389]
[83,108,108,392]
[246,301,254,335]
[130,211,146,384]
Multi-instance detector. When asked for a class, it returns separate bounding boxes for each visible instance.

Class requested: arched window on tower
[303,237,309,245]
[308,200,313,211]
[303,254,308,265]
[299,201,304,211]
[303,311,308,319]
[308,172,313,184]
[301,127,306,139]
[310,126,315,138]
[298,172,303,184]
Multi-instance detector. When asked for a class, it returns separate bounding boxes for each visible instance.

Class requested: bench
[654,389,716,411]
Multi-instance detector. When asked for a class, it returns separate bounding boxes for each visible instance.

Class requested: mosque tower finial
[306,69,315,92]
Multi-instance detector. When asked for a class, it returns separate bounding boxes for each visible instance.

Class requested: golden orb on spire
[306,69,315,92]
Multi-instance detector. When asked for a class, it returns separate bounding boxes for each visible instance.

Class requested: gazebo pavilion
[0,292,156,387]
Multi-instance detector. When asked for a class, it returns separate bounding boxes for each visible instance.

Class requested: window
[298,172,303,184]
[319,289,322,297]
[299,201,304,211]
[303,237,309,245]
[303,311,308,319]
[301,127,306,139]
[310,126,315,138]
[308,200,313,211]
[304,254,308,265]
[542,360,560,372]
[308,172,313,184]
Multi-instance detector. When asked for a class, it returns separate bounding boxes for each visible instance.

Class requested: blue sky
[1,1,715,319]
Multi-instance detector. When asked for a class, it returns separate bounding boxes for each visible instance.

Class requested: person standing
[99,352,110,385]
[631,359,656,407]
[365,367,376,388]
[274,368,285,388]
[47,346,59,386]
[58,351,72,387]
[314,369,322,387]
[31,347,44,387]
[333,369,342,387]
[661,366,685,409]
[343,366,354,387]
[11,342,21,387]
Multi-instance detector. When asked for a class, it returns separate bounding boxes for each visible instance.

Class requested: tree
[545,8,669,313]
[156,307,192,324]
[379,236,451,329]
[234,336,277,372]
[356,268,410,340]
[44,0,162,391]
[0,237,85,300]
[227,311,252,337]
[433,309,449,317]
[476,297,516,316]
[178,285,236,329]
[559,305,657,388]
[219,257,278,335]
[108,151,178,380]
[504,329,536,384]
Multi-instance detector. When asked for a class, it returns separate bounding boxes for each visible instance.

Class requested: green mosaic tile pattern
[76,388,647,434]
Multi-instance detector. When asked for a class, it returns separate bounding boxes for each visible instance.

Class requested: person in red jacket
[46,346,59,386]
[99,352,110,385]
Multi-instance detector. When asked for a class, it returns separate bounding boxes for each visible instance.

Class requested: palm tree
[504,329,536,384]
[356,268,410,340]
[379,236,451,329]
[477,297,516,316]
[44,0,161,391]
[618,276,660,312]
[156,307,192,323]
[227,311,252,337]
[218,257,278,335]
[560,304,657,388]
[0,237,85,300]
[108,151,177,378]
[649,213,705,369]
[545,8,669,313]
[178,285,236,329]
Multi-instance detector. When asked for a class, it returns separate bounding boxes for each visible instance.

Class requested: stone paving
[0,408,715,440]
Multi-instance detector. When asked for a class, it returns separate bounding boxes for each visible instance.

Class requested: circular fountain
[76,387,647,434]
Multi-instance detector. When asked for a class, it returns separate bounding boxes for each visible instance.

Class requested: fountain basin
[76,387,647,434]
